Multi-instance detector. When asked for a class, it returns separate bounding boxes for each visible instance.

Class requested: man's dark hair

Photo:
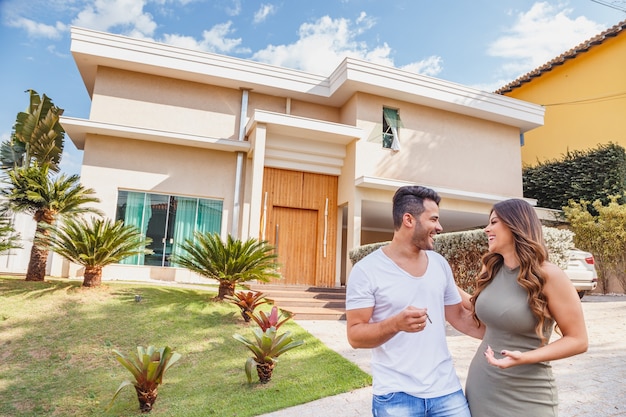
[392,186,441,229]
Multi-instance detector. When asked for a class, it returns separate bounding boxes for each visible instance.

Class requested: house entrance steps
[246,284,346,320]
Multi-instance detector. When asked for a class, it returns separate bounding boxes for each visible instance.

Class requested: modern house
[496,19,626,165]
[0,26,545,287]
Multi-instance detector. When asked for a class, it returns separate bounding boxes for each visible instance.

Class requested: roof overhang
[60,116,250,152]
[355,175,537,206]
[246,110,362,144]
[69,26,544,134]
[355,175,539,232]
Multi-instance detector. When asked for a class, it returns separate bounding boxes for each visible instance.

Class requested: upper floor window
[383,107,402,151]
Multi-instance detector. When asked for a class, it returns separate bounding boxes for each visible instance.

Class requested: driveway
[259,294,626,417]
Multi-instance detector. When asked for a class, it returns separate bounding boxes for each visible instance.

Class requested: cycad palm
[2,165,100,281]
[38,217,151,287]
[173,232,280,300]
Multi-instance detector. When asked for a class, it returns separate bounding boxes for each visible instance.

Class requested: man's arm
[457,286,473,310]
[346,306,430,349]
[444,302,484,340]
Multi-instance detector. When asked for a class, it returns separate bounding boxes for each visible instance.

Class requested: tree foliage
[38,217,151,287]
[0,207,22,254]
[1,91,100,282]
[1,163,101,282]
[0,90,64,173]
[172,232,281,300]
[523,143,626,212]
[564,196,626,293]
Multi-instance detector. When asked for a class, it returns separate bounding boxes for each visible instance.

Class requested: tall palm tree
[38,217,151,287]
[0,89,64,172]
[1,90,101,282]
[172,232,281,300]
[2,165,100,281]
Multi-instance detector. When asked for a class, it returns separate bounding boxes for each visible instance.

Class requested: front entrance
[260,168,338,287]
[271,207,318,285]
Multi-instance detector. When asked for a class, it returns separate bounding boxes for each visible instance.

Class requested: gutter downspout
[231,88,249,238]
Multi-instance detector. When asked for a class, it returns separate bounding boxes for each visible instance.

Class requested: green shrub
[564,196,626,293]
[349,225,574,293]
[523,142,626,212]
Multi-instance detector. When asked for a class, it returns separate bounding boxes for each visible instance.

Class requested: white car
[564,249,598,299]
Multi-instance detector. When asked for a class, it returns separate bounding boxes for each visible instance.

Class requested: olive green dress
[465,265,558,417]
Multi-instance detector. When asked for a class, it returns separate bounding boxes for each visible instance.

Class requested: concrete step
[246,284,346,320]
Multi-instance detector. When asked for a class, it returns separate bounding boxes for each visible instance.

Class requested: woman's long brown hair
[471,199,553,345]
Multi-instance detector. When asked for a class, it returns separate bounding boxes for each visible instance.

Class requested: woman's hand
[484,345,524,369]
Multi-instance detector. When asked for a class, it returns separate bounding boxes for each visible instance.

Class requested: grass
[0,276,371,416]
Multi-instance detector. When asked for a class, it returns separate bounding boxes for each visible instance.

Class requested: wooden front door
[271,207,318,285]
[260,167,338,287]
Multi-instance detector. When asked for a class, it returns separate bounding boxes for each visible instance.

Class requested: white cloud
[72,0,157,37]
[400,56,443,78]
[354,11,376,33]
[488,2,605,78]
[162,21,250,54]
[225,0,241,16]
[46,44,69,58]
[469,79,513,94]
[7,17,67,39]
[253,4,276,24]
[251,14,440,76]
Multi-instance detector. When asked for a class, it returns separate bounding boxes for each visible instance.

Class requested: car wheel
[577,291,585,299]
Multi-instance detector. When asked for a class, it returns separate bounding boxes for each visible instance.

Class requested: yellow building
[497,19,626,165]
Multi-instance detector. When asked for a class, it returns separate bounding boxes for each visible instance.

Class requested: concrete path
[257,295,626,417]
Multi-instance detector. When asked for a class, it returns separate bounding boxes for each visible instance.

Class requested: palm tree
[2,165,100,281]
[0,90,100,282]
[0,206,22,254]
[0,89,64,172]
[172,232,281,300]
[38,217,151,287]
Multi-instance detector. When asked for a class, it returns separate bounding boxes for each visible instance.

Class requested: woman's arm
[485,262,588,368]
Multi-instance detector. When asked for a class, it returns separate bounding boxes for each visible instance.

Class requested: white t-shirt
[346,248,463,398]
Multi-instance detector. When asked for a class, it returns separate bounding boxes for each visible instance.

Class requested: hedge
[348,226,574,293]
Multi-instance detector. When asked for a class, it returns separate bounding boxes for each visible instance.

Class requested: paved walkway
[257,295,626,417]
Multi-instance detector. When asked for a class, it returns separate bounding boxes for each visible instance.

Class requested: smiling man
[346,185,483,417]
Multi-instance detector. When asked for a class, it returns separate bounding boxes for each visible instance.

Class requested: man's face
[410,199,443,251]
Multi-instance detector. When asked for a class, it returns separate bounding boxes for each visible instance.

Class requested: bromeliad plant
[233,326,304,384]
[109,345,182,413]
[248,305,294,330]
[225,290,270,322]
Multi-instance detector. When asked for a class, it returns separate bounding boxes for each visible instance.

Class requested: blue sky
[1,0,624,176]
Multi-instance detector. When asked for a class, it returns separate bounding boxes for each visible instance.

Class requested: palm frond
[172,232,280,284]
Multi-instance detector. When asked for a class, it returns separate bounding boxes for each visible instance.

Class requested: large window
[382,107,402,151]
[115,191,223,267]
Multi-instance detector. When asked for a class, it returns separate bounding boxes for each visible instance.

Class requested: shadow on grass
[0,276,78,298]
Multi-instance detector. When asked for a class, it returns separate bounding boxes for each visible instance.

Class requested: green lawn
[0,276,371,416]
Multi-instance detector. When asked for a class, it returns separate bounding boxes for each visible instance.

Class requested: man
[346,185,483,417]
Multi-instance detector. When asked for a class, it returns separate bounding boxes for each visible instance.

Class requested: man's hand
[395,306,429,333]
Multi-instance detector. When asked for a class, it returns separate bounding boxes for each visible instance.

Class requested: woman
[464,199,588,417]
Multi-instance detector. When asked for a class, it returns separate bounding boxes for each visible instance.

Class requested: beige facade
[40,26,544,287]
